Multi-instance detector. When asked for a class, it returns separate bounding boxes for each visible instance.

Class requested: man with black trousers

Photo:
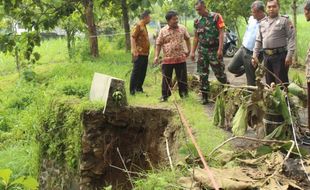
[154,11,191,102]
[228,1,266,86]
[130,10,151,95]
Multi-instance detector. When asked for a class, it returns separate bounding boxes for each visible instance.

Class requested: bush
[22,69,37,82]
[116,35,126,50]
[62,84,89,98]
[0,116,9,132]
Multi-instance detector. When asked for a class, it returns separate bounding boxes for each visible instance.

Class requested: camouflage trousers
[197,48,228,94]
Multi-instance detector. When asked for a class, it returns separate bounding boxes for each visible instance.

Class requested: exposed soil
[80,106,180,190]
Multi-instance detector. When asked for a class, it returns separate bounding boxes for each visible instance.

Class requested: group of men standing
[130,0,310,104]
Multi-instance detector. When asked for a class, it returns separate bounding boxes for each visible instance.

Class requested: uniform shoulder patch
[281,15,289,19]
[260,17,268,24]
[261,17,267,21]
[211,12,219,21]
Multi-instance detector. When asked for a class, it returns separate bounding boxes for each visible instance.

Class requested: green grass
[0,142,39,178]
[0,52,16,75]
[296,14,310,64]
[133,169,184,190]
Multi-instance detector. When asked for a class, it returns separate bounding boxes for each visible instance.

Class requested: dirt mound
[80,106,180,190]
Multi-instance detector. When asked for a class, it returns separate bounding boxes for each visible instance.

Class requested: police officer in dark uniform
[252,0,295,86]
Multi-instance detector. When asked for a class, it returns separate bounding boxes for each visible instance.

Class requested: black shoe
[136,89,144,93]
[180,92,188,99]
[202,99,209,105]
[201,93,208,105]
[159,96,168,102]
[130,90,135,95]
[136,87,144,92]
[234,69,245,77]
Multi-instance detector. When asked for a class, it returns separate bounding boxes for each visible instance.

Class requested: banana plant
[0,169,38,190]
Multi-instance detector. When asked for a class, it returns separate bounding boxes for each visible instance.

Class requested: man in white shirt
[228,1,266,86]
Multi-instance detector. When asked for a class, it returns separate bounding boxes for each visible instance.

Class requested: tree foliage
[0,0,76,70]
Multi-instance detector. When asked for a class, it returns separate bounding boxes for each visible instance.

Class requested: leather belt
[264,47,287,56]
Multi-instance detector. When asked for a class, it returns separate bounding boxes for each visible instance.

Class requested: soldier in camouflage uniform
[191,0,228,104]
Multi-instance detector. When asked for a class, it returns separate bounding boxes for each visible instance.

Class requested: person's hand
[217,49,223,60]
[285,57,293,68]
[190,52,195,62]
[154,56,159,65]
[251,56,258,68]
[185,51,190,57]
[132,50,138,61]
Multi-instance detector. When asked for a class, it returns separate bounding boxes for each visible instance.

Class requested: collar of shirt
[200,13,214,20]
[139,20,146,27]
[257,15,267,23]
[168,25,179,30]
[267,15,280,24]
[242,16,259,51]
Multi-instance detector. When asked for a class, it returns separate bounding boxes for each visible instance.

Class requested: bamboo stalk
[174,103,220,190]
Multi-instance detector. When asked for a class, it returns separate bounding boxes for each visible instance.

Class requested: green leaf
[256,145,273,157]
[280,142,309,157]
[12,176,38,190]
[0,169,12,185]
[213,95,225,127]
[264,124,287,140]
[232,104,248,136]
[273,86,290,122]
[288,82,304,97]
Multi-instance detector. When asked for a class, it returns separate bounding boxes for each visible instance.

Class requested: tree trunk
[84,0,99,57]
[292,0,298,65]
[15,48,20,72]
[66,30,76,58]
[121,0,131,52]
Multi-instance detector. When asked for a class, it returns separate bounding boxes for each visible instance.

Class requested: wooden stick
[174,103,220,190]
[109,164,144,176]
[162,75,220,190]
[116,147,134,188]
[165,138,174,171]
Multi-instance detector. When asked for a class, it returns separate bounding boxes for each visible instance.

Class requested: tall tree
[101,0,158,52]
[83,0,99,57]
[121,0,131,51]
[60,10,84,58]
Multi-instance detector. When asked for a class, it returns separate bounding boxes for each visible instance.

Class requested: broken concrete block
[89,73,127,113]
